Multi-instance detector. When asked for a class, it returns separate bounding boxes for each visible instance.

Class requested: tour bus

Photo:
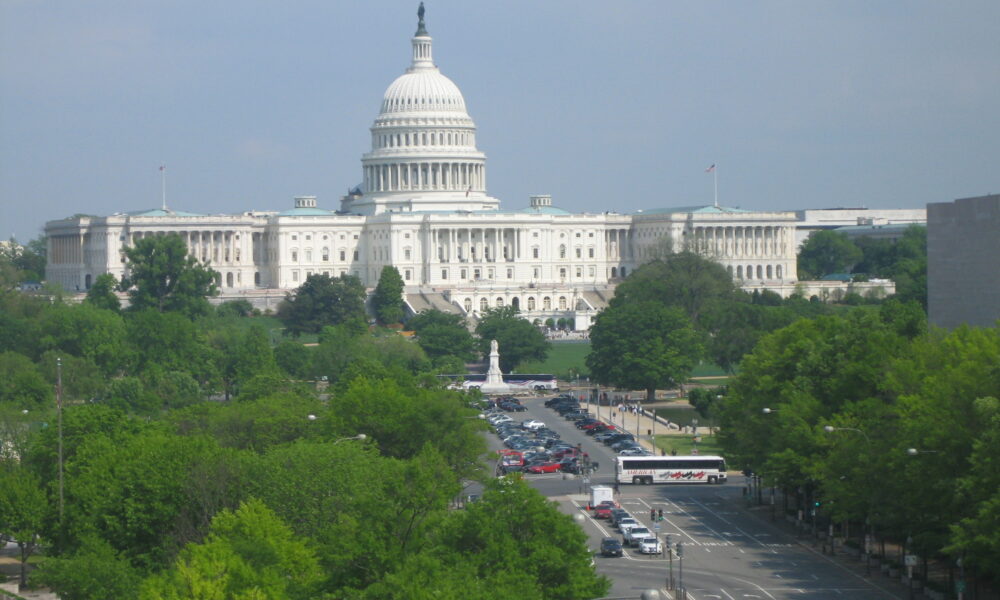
[616,455,728,485]
[440,374,558,391]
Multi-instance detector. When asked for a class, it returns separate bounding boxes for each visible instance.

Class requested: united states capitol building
[44,7,904,328]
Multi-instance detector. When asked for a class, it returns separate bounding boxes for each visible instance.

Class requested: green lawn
[516,340,591,378]
[651,434,723,458]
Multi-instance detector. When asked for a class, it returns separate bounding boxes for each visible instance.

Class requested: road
[487,395,906,600]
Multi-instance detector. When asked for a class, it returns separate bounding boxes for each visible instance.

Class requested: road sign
[904,554,918,567]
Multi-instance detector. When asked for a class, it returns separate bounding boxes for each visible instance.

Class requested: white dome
[381,70,468,114]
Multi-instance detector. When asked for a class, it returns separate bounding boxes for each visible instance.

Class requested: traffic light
[814,499,822,508]
[658,508,664,521]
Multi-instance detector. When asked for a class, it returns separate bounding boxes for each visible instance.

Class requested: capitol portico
[45,6,867,328]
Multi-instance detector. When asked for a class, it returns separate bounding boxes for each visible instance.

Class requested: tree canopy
[277,273,367,336]
[796,230,863,279]
[120,234,218,317]
[407,309,476,367]
[587,301,704,401]
[372,266,405,325]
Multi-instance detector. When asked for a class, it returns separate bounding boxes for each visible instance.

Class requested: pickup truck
[624,526,652,547]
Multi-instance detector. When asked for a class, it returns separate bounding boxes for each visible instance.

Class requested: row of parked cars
[594,501,663,556]
[485,404,597,475]
[544,396,653,457]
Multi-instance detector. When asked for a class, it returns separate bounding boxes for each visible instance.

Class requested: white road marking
[720,589,736,600]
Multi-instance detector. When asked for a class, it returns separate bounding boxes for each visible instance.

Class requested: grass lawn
[516,340,591,378]
[651,434,723,458]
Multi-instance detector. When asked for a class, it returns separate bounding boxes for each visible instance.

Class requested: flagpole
[714,165,718,208]
[160,165,167,211]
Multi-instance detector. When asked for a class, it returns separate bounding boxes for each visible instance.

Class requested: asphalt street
[488,395,907,600]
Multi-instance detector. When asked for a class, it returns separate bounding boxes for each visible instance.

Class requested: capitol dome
[346,4,498,216]
[381,70,468,115]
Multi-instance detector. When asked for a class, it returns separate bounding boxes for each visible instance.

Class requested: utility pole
[56,356,64,521]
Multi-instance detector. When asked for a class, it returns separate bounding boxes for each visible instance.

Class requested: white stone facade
[45,8,820,322]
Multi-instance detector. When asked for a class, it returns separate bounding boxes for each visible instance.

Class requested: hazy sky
[2,1,998,242]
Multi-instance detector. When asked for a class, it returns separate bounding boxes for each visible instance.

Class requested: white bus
[616,455,728,485]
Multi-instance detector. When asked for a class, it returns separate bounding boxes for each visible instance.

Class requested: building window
[576,232,581,238]
[404,248,411,260]
[292,235,298,241]
[353,250,359,261]
[559,245,566,258]
[588,266,595,277]
[464,297,472,312]
[473,268,481,279]
[461,269,467,279]
[533,247,539,259]
[322,248,330,261]
[576,267,582,278]
[480,298,488,311]
[340,250,346,261]
[589,247,594,258]
[292,270,299,282]
[559,296,567,310]
[305,250,312,262]
[506,268,513,279]
[404,269,411,281]
[442,269,449,280]
[291,250,298,262]
[543,296,551,310]
[528,297,536,310]
[575,247,581,258]
[559,268,567,279]
[496,297,504,307]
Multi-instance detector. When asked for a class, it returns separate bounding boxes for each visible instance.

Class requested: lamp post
[824,424,872,575]
[906,535,915,600]
[761,407,778,414]
[676,541,684,596]
[334,433,367,444]
[664,533,674,590]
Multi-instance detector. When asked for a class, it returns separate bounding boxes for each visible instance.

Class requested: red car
[526,461,562,474]
[579,421,607,431]
[593,505,614,519]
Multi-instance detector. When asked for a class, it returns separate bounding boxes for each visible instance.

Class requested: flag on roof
[705,164,715,173]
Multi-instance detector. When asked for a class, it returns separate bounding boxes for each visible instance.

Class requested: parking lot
[483,394,908,600]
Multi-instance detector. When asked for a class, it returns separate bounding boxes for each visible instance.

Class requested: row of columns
[605,228,633,259]
[374,130,473,149]
[693,225,788,258]
[365,161,484,193]
[431,227,519,263]
[118,230,250,266]
[48,234,84,265]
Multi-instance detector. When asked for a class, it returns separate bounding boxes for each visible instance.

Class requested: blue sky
[2,1,998,242]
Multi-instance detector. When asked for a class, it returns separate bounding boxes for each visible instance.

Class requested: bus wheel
[708,476,718,484]
[645,476,654,485]
[632,476,642,485]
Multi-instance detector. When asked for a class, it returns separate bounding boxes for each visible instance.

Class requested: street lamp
[334,434,367,444]
[676,541,684,596]
[906,448,938,456]
[824,424,873,575]
[664,533,674,590]
[762,407,778,414]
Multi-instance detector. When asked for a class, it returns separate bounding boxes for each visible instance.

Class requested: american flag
[160,165,165,172]
[705,164,715,173]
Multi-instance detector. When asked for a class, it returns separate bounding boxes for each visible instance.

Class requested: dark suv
[600,537,624,557]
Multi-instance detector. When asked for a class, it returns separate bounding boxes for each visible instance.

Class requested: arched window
[480,298,488,311]
[727,265,733,277]
[322,247,330,261]
[533,247,539,259]
[737,265,743,279]
[776,265,783,279]
[766,265,773,279]
[756,265,763,279]
[464,298,472,312]
[496,297,504,307]
[559,296,567,310]
[527,297,536,310]
[559,245,566,258]
[621,267,627,277]
[543,296,552,310]
[611,267,617,278]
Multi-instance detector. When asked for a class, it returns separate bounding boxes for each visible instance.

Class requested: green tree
[372,266,405,325]
[139,499,323,600]
[215,299,254,318]
[0,351,51,409]
[120,234,218,318]
[30,537,142,600]
[587,301,704,402]
[274,340,314,379]
[125,309,218,385]
[84,274,121,312]
[0,466,48,585]
[612,253,736,324]
[796,230,862,279]
[38,302,130,377]
[1,236,48,284]
[277,273,367,336]
[474,306,549,373]
[406,309,476,366]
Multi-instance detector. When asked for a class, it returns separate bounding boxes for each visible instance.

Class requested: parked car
[522,419,546,430]
[600,537,624,557]
[617,517,639,534]
[638,536,663,555]
[609,508,630,526]
[592,502,616,519]
[526,461,562,474]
